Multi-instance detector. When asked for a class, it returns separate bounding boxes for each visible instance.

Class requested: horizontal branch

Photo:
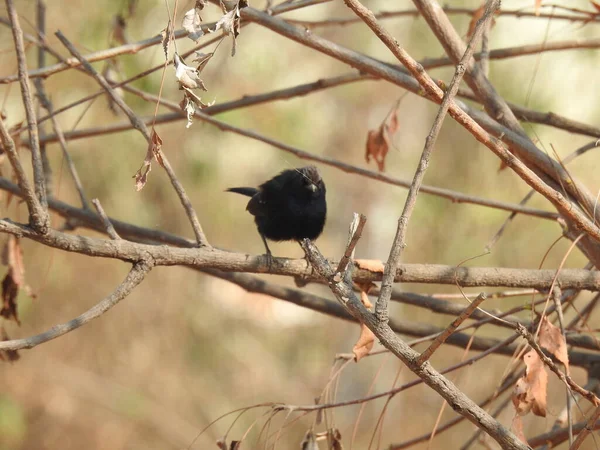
[1,218,600,291]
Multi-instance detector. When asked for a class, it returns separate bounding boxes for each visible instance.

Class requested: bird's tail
[226,187,258,197]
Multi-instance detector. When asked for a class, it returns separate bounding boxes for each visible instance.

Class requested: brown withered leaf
[216,437,227,450]
[182,0,206,42]
[0,326,19,362]
[1,236,34,325]
[134,130,163,191]
[466,2,498,39]
[111,14,128,45]
[209,0,248,56]
[512,349,547,417]
[467,3,485,38]
[160,23,172,61]
[354,259,385,273]
[539,316,569,373]
[510,414,528,445]
[365,105,399,172]
[1,273,19,324]
[330,428,343,450]
[353,323,375,362]
[300,430,318,450]
[174,53,207,91]
[592,1,600,12]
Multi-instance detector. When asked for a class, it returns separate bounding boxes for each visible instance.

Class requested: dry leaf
[0,326,19,362]
[217,437,227,450]
[592,1,600,12]
[329,428,343,450]
[466,2,498,40]
[1,237,33,325]
[209,0,248,56]
[467,4,485,38]
[160,24,172,61]
[300,430,318,450]
[174,54,207,91]
[365,104,400,172]
[355,281,374,308]
[111,14,128,45]
[353,323,375,362]
[510,414,528,444]
[134,130,163,191]
[354,259,385,273]
[512,349,548,417]
[182,0,206,42]
[539,316,569,373]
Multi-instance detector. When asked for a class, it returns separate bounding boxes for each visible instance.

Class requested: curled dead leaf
[209,0,248,56]
[182,0,206,42]
[512,349,547,417]
[301,430,318,450]
[111,14,128,45]
[329,428,343,450]
[365,102,400,172]
[355,259,385,273]
[353,323,375,362]
[539,316,569,373]
[0,326,19,362]
[134,129,163,191]
[1,237,34,325]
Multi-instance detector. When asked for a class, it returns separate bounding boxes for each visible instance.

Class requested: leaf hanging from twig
[134,129,163,191]
[539,316,570,374]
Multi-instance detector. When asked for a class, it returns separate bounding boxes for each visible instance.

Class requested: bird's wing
[246,192,266,217]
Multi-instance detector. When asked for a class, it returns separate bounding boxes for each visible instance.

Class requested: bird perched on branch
[227,166,327,268]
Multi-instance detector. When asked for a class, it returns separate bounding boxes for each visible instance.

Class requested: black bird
[227,166,327,266]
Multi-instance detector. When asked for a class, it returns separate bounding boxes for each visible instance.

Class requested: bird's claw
[265,251,274,272]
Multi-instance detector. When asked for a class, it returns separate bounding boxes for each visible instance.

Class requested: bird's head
[298,166,325,197]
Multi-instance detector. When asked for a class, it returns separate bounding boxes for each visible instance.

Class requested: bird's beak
[308,183,317,193]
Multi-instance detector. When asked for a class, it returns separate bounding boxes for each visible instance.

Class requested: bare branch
[92,199,120,240]
[335,213,366,276]
[300,239,529,450]
[54,31,209,247]
[0,260,152,351]
[369,0,500,322]
[0,119,49,233]
[5,0,49,229]
[417,293,487,365]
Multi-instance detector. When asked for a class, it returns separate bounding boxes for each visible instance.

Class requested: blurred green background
[0,0,599,448]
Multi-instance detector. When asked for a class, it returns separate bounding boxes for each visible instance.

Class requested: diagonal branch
[372,0,500,322]
[54,31,209,247]
[0,260,153,351]
[5,0,49,232]
[300,239,530,450]
[0,119,48,232]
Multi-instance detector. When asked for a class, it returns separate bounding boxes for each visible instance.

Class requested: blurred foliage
[0,0,599,449]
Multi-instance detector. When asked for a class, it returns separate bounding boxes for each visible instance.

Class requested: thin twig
[335,213,366,275]
[366,0,500,322]
[34,0,53,197]
[0,119,48,232]
[5,0,49,225]
[567,405,600,450]
[0,260,153,351]
[54,31,209,247]
[417,293,487,365]
[92,199,120,240]
[37,90,89,209]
